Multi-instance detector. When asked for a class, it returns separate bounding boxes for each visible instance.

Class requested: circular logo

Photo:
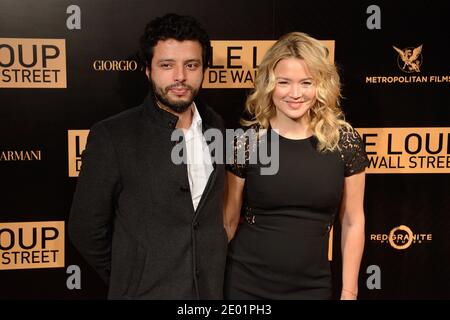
[389,225,414,250]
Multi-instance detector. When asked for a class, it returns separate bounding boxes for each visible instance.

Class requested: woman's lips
[286,101,305,109]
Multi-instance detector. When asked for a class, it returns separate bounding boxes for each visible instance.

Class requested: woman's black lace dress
[225,126,369,299]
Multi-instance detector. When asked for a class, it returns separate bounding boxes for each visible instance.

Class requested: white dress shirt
[184,103,214,211]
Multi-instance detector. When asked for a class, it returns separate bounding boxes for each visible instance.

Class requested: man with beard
[69,14,227,299]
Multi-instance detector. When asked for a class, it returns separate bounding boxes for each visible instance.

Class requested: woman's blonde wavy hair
[242,32,351,152]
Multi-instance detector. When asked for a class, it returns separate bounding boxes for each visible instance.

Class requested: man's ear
[145,66,150,79]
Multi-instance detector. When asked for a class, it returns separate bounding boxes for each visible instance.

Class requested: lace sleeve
[339,127,369,177]
[226,125,261,178]
[226,130,249,178]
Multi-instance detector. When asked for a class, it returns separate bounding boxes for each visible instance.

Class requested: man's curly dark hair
[139,13,211,71]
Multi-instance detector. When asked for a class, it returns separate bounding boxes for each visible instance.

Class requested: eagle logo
[392,45,423,73]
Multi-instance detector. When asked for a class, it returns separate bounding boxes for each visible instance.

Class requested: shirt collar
[190,102,203,129]
[184,102,203,141]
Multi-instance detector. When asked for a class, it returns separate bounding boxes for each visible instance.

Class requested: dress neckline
[269,127,315,142]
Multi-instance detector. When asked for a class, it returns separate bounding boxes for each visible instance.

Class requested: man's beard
[152,81,199,113]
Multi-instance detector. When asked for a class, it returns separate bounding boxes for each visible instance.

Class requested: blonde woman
[224,32,368,300]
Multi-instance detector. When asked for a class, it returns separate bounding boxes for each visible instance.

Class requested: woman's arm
[223,172,245,242]
[339,170,366,300]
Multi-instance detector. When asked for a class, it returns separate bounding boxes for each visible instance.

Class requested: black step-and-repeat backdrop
[1,0,449,299]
